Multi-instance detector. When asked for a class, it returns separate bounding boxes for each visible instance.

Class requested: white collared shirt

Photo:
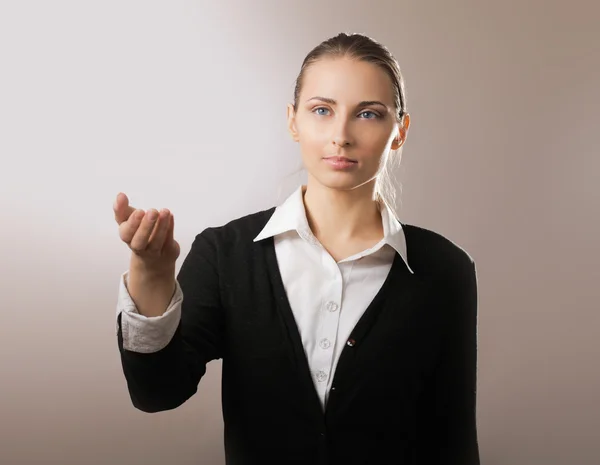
[116,185,413,410]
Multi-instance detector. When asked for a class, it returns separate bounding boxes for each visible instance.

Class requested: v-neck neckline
[260,231,420,420]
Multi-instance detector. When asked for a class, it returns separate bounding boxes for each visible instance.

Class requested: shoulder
[401,223,476,278]
[195,207,276,249]
[402,224,478,318]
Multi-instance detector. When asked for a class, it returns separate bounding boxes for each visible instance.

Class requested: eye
[313,107,330,116]
[358,110,380,119]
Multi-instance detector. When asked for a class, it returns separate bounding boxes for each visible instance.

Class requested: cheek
[298,119,329,143]
[297,123,329,156]
[299,141,325,166]
[360,125,394,147]
[355,131,393,164]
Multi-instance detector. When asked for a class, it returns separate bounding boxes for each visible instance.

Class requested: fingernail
[148,210,157,221]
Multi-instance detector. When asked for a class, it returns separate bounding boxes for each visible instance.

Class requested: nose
[332,118,353,148]
[333,135,351,147]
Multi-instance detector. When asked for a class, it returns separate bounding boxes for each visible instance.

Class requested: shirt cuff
[116,270,183,353]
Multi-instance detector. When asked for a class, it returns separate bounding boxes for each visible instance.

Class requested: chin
[310,172,372,192]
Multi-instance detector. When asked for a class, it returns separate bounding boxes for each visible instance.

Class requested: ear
[391,112,410,150]
[287,103,300,142]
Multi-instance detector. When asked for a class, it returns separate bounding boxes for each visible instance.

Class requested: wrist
[129,256,175,282]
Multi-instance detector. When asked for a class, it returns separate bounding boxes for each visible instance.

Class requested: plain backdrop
[1,1,598,464]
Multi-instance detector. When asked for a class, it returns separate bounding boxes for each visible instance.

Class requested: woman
[113,32,480,465]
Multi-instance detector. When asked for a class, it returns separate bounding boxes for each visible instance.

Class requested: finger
[161,213,175,253]
[166,213,174,243]
[162,213,175,253]
[147,209,171,252]
[118,208,145,244]
[129,209,160,253]
[113,192,136,225]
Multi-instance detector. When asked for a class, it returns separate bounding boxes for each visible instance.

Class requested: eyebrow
[306,96,389,108]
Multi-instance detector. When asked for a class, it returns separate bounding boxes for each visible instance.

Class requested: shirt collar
[254,185,414,274]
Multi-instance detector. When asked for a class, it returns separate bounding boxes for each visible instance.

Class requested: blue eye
[359,111,379,119]
[313,107,330,116]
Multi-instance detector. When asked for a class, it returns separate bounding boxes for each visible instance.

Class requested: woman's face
[287,57,409,193]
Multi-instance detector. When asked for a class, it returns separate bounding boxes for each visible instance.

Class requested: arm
[416,259,481,464]
[116,229,225,413]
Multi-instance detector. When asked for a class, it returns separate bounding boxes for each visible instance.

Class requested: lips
[323,156,357,163]
[322,156,358,170]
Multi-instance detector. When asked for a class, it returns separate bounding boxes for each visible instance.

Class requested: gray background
[0,1,598,464]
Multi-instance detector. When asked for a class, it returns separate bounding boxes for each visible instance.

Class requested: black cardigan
[117,207,480,465]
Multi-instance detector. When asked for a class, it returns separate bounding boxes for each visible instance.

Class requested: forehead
[300,57,395,104]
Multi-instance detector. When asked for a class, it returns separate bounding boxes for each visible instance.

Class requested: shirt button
[319,338,331,350]
[326,301,339,312]
[316,370,328,382]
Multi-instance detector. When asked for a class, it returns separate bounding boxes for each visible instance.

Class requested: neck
[302,179,384,244]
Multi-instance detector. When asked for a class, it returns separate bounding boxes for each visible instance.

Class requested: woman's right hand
[113,192,181,275]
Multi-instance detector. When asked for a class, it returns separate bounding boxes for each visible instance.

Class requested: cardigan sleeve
[116,228,225,413]
[415,258,481,465]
